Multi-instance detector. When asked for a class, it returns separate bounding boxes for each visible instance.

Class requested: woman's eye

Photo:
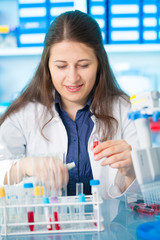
[79,64,89,68]
[57,65,66,69]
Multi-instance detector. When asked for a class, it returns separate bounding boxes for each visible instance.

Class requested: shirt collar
[55,90,93,113]
[55,90,62,113]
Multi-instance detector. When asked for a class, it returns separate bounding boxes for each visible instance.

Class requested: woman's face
[49,41,98,108]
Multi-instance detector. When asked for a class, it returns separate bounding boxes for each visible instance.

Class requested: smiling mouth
[65,84,83,92]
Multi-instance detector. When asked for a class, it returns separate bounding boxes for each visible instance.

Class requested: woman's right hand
[5,156,69,194]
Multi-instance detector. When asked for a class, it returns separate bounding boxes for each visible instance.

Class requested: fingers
[101,153,131,167]
[93,140,131,159]
[91,139,133,177]
[32,156,68,195]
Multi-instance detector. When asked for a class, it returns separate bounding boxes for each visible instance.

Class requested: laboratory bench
[1,198,159,240]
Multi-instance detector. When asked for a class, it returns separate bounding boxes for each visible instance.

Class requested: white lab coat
[0,97,140,199]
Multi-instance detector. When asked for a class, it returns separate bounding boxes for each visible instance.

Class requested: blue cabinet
[108,0,141,44]
[142,0,159,43]
[88,0,108,44]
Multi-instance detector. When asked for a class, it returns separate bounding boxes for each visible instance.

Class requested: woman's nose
[67,67,79,83]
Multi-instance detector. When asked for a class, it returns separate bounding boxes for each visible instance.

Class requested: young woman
[0,10,139,198]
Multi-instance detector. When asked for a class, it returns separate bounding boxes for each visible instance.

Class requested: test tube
[60,152,67,197]
[33,185,42,221]
[56,152,71,197]
[16,157,23,216]
[40,156,49,198]
[0,187,8,219]
[0,187,8,235]
[59,153,68,221]
[78,193,86,224]
[10,158,19,217]
[24,183,34,232]
[75,183,84,219]
[90,179,100,227]
[76,182,83,196]
[93,137,100,156]
[51,196,61,230]
[43,197,53,230]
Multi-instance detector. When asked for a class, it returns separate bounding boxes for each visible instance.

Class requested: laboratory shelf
[0,47,43,56]
[1,44,160,56]
[105,44,160,53]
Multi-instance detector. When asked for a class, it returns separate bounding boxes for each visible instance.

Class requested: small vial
[43,197,53,230]
[24,183,34,232]
[150,204,160,212]
[66,162,76,171]
[93,140,99,149]
[133,205,154,215]
[93,137,100,156]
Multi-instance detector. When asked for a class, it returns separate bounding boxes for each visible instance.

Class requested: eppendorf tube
[90,179,100,227]
[43,197,53,231]
[24,183,34,232]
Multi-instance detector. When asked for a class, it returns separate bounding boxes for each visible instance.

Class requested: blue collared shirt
[55,91,94,195]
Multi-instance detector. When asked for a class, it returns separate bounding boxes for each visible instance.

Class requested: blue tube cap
[137,221,160,240]
[90,179,100,186]
[152,111,160,122]
[43,197,49,204]
[24,183,33,188]
[78,193,86,203]
[51,196,58,203]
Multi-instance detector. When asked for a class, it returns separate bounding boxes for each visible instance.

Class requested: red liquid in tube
[93,140,100,156]
[54,211,61,230]
[27,211,34,231]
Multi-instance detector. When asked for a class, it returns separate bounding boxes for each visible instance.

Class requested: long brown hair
[0,10,128,140]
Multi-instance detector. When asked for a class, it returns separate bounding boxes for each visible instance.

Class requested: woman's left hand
[91,139,136,186]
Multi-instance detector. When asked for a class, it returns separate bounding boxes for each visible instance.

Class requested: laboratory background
[1,0,160,147]
[0,1,160,239]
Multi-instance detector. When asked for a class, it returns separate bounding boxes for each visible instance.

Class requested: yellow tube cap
[0,187,5,198]
[0,26,9,33]
[33,186,41,196]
